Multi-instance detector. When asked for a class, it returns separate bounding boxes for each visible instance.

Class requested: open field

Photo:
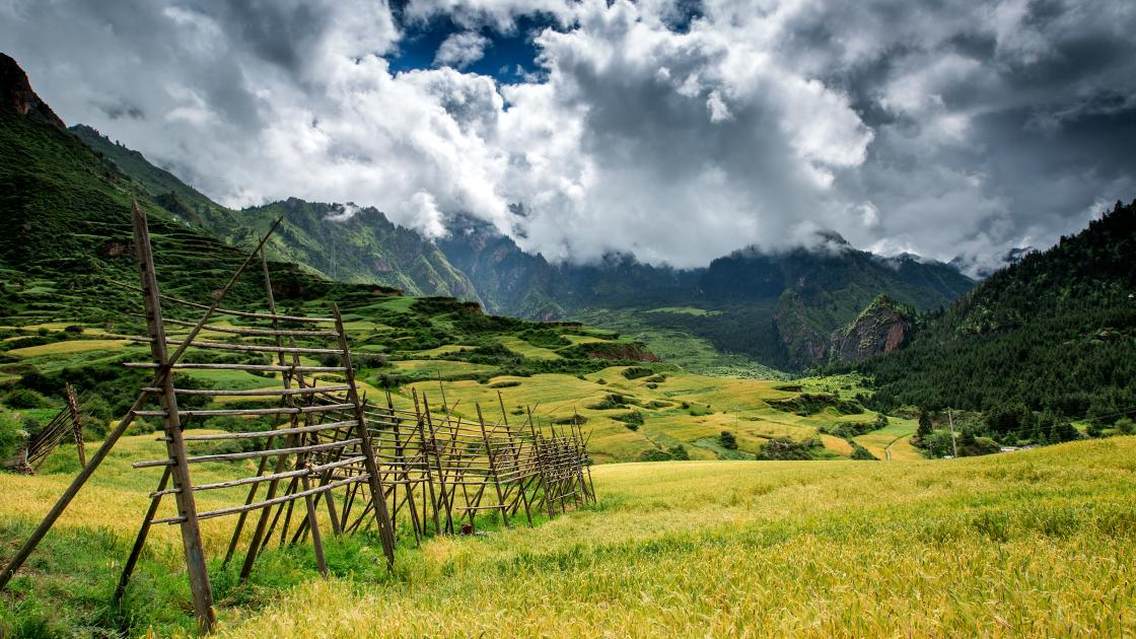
[1,437,1133,637]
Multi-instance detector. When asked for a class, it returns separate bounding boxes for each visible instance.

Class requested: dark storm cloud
[0,0,1133,272]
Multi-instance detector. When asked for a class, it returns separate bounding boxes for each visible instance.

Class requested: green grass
[573,308,783,378]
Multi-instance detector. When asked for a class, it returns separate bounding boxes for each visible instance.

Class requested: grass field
[8,339,131,358]
[2,437,1132,637]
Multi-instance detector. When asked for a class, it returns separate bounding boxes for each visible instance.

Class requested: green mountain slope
[855,200,1136,422]
[439,217,974,370]
[69,125,478,300]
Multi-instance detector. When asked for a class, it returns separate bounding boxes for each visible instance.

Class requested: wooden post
[476,405,510,528]
[133,203,216,632]
[499,392,533,527]
[526,406,556,519]
[64,384,86,467]
[333,304,396,566]
[419,393,453,534]
[402,390,440,536]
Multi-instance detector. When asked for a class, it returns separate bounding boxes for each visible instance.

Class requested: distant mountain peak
[0,52,64,128]
[813,229,850,247]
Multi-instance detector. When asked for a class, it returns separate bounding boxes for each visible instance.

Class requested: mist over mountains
[72,113,973,370]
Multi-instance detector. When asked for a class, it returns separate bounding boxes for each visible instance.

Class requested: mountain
[60,67,972,372]
[0,54,361,325]
[438,216,973,370]
[69,125,478,300]
[854,199,1136,422]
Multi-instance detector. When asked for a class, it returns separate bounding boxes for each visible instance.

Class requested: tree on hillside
[916,410,933,439]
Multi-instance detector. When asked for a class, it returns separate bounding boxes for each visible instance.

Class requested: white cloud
[433,31,491,69]
[2,0,1134,273]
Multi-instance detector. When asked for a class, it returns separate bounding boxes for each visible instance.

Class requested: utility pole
[948,408,958,458]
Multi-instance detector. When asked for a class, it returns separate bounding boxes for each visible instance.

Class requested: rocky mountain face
[0,53,64,129]
[829,295,913,363]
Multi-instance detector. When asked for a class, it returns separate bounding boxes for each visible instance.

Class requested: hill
[69,125,478,299]
[854,200,1136,434]
[2,435,1133,635]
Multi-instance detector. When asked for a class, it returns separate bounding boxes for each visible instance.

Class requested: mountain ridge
[69,124,480,301]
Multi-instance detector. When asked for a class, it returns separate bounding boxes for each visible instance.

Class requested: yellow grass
[498,335,562,360]
[208,438,1136,638]
[8,339,130,357]
[401,367,879,461]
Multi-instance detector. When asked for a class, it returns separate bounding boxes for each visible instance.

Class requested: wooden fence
[0,201,595,634]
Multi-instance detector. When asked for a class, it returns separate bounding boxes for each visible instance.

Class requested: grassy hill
[2,436,1133,636]
[70,125,478,300]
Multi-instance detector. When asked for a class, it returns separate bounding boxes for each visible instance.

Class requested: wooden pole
[114,466,171,603]
[65,384,86,467]
[134,203,216,632]
[333,304,396,566]
[420,393,453,534]
[499,391,533,527]
[476,405,510,528]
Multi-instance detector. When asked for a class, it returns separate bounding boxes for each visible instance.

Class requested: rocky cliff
[829,295,913,363]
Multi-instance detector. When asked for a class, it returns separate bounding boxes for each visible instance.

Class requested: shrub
[719,430,738,450]
[819,422,876,439]
[489,380,521,389]
[621,367,654,380]
[5,388,52,409]
[754,437,822,461]
[1116,417,1135,435]
[355,352,388,368]
[639,448,673,462]
[688,404,711,417]
[0,408,28,461]
[874,413,889,429]
[850,442,878,460]
[614,412,644,430]
[668,445,689,460]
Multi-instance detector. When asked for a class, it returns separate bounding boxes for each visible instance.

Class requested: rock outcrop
[829,295,912,363]
[0,53,64,128]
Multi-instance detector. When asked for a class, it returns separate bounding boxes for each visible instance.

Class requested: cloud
[433,31,491,69]
[1,0,1134,274]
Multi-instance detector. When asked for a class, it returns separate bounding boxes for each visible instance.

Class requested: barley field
[3,435,1132,637]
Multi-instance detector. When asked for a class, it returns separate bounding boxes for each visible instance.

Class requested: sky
[2,0,1134,274]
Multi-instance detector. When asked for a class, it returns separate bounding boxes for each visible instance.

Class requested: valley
[1,37,1135,639]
